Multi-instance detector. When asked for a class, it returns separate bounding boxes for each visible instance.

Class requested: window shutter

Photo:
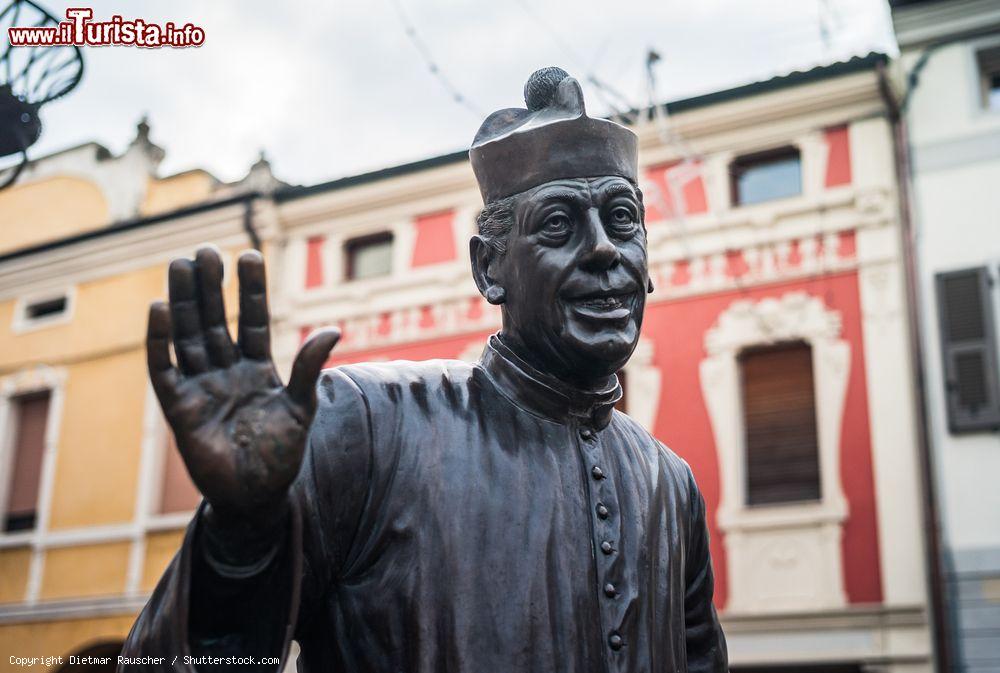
[936,267,1000,432]
[740,342,822,506]
[4,390,50,532]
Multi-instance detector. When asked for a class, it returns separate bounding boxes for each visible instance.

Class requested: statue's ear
[470,236,506,305]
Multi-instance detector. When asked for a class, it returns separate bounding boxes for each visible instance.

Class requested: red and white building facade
[269,55,933,673]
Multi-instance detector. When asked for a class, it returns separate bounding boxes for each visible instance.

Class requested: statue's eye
[611,207,633,224]
[542,213,571,237]
[608,206,637,237]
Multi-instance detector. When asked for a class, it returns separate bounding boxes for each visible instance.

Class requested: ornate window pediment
[700,292,850,613]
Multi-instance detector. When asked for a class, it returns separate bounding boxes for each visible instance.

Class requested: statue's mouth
[563,290,637,321]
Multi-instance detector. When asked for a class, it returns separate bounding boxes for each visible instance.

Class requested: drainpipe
[876,59,952,673]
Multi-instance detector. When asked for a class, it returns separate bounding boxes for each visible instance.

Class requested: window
[26,297,67,320]
[730,147,802,206]
[3,390,50,532]
[936,267,1000,432]
[14,290,72,332]
[158,431,201,514]
[739,342,821,506]
[344,232,393,281]
[977,46,1000,111]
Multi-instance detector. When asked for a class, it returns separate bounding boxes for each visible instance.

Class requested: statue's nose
[579,210,621,272]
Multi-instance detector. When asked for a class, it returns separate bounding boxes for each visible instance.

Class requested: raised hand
[146,247,339,533]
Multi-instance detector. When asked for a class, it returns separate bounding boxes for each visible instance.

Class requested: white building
[891,1,1000,672]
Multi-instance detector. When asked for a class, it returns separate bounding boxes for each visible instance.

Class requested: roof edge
[0,52,890,262]
[278,53,888,204]
[0,192,258,264]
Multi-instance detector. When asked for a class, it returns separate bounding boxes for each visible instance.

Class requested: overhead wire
[386,0,484,118]
[509,0,638,123]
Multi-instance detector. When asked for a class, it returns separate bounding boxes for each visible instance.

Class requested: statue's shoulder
[610,410,697,490]
[318,358,481,406]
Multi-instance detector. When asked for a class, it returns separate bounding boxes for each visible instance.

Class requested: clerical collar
[479,334,622,430]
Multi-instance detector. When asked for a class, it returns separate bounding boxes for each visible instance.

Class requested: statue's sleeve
[118,369,373,672]
[683,465,729,673]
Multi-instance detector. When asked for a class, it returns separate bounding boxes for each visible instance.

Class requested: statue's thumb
[286,328,342,410]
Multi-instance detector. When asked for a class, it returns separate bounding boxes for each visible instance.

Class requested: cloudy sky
[9,0,897,186]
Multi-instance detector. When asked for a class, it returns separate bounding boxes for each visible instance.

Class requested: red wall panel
[824,126,852,188]
[644,161,709,221]
[411,210,458,268]
[305,236,325,288]
[642,271,882,608]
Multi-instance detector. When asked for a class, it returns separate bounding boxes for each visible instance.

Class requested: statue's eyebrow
[597,182,637,201]
[533,188,589,206]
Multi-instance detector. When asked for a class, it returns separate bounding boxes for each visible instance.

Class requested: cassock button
[604,583,616,597]
[609,633,624,650]
[600,541,614,554]
[579,427,593,440]
[596,503,609,519]
[592,466,605,480]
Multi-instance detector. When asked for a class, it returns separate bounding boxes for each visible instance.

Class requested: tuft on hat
[470,67,638,204]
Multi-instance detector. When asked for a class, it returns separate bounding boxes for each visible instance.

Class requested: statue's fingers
[195,246,237,368]
[285,328,341,412]
[146,302,181,410]
[168,258,210,375]
[237,250,271,361]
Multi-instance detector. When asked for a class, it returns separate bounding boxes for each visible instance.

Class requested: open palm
[146,247,339,527]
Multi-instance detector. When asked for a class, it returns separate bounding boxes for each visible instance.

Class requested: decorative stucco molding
[699,292,850,613]
[622,337,661,432]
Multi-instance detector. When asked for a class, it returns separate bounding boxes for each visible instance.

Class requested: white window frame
[11,286,76,334]
[699,292,850,613]
[0,366,67,603]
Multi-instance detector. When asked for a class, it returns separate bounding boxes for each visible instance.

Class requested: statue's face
[488,176,648,383]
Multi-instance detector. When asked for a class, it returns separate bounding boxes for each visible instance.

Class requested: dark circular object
[603,583,616,597]
[609,633,623,650]
[0,86,40,156]
[596,504,609,519]
[0,0,84,165]
[579,427,593,440]
[600,541,613,555]
[591,466,605,480]
[523,66,570,112]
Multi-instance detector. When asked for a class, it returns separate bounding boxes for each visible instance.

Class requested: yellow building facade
[0,124,280,670]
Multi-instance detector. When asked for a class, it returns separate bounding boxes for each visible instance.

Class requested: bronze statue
[121,67,728,673]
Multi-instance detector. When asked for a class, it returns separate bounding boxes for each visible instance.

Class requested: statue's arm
[119,246,367,671]
[683,466,729,673]
[119,368,373,672]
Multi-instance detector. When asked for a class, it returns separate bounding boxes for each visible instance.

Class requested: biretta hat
[470,67,638,204]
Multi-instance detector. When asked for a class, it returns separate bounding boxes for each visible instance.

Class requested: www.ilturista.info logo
[7,8,205,48]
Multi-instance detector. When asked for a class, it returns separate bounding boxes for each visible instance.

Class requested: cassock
[120,336,728,673]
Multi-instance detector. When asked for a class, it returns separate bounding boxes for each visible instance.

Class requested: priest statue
[121,66,728,673]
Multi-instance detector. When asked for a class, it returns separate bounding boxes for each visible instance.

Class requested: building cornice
[0,595,146,625]
[635,69,886,152]
[275,54,888,220]
[0,198,262,301]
